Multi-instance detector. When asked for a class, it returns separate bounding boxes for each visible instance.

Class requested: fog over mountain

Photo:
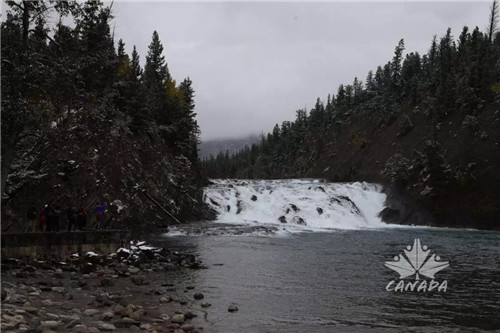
[199,135,260,159]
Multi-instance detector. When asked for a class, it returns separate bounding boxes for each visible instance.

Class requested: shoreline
[1,242,216,333]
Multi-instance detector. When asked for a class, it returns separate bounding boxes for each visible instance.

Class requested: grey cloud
[113,2,490,140]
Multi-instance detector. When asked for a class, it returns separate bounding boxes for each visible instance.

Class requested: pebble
[102,312,114,321]
[130,308,146,321]
[51,286,66,293]
[46,313,60,320]
[114,318,141,328]
[84,309,100,316]
[139,323,152,330]
[181,323,195,331]
[160,296,172,303]
[160,314,170,321]
[113,304,125,314]
[41,299,53,306]
[73,324,89,333]
[22,306,38,313]
[171,314,185,324]
[128,267,140,274]
[184,312,196,320]
[98,322,117,331]
[60,313,81,322]
[18,323,31,332]
[39,320,60,329]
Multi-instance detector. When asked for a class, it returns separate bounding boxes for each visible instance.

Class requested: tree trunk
[22,1,30,50]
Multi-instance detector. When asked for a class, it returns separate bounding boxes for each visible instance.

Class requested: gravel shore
[1,242,217,333]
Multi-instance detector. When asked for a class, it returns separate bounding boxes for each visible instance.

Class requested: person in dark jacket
[45,204,54,232]
[67,206,77,231]
[27,204,38,233]
[39,205,47,231]
[52,204,61,232]
[77,206,87,230]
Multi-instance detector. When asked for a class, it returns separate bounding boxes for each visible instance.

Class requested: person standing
[52,204,61,232]
[67,205,77,231]
[94,202,107,230]
[77,206,87,230]
[39,205,47,231]
[27,204,38,233]
[45,204,54,232]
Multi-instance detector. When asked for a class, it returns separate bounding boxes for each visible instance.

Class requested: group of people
[26,201,108,233]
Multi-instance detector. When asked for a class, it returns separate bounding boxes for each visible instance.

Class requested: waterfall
[203,179,387,231]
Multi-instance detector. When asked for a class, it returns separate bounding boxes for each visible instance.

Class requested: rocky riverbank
[1,241,233,332]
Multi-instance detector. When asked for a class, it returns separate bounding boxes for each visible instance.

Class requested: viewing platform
[1,230,131,258]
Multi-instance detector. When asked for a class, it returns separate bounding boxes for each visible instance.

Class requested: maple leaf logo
[385,239,449,280]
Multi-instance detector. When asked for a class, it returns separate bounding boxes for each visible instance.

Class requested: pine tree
[143,31,171,124]
[131,45,142,81]
[391,39,405,97]
[178,77,200,161]
[487,0,499,42]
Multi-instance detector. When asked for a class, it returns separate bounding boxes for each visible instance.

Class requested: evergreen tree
[143,30,171,124]
[391,39,405,98]
[487,0,499,42]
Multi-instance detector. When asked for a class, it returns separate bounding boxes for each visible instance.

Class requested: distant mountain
[199,135,260,159]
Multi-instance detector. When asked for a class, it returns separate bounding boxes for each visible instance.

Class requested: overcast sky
[112,2,491,141]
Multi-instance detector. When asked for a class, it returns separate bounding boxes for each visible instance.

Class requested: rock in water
[278,216,287,223]
[293,216,306,225]
[193,292,204,300]
[228,304,239,312]
[251,195,258,201]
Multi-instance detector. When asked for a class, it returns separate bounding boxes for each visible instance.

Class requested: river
[154,179,500,332]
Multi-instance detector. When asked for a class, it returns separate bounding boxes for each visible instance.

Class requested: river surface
[154,180,500,332]
[154,226,499,332]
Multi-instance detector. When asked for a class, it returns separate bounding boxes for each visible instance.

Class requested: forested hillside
[1,1,210,230]
[202,3,500,229]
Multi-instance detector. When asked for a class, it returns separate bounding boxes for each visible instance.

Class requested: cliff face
[2,105,214,233]
[312,104,500,230]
